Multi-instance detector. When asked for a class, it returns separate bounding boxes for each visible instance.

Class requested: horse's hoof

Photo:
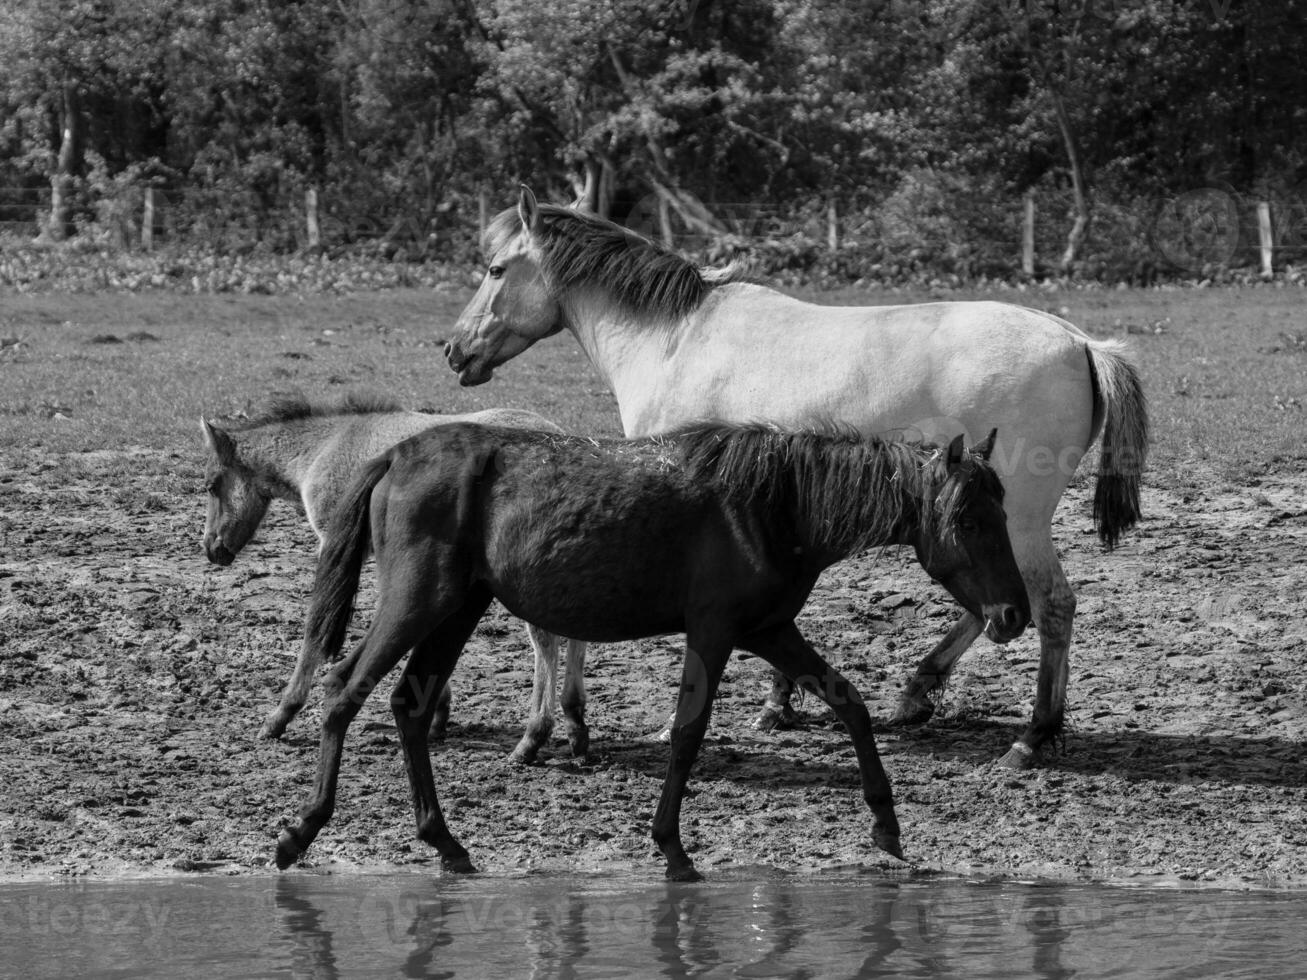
[442,853,476,874]
[665,863,704,883]
[274,829,304,870]
[260,715,288,740]
[567,728,590,760]
[996,741,1037,770]
[429,720,449,742]
[648,724,673,744]
[887,696,935,727]
[752,702,801,732]
[873,828,905,862]
[507,744,539,766]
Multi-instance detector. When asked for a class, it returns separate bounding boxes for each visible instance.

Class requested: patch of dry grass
[2,286,1303,492]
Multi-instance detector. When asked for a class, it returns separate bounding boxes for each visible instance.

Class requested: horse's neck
[788,456,924,561]
[238,422,327,502]
[562,292,662,410]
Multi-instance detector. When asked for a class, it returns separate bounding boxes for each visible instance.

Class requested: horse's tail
[1084,339,1149,549]
[302,452,393,659]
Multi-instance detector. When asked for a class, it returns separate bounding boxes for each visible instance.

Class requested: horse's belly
[489,567,686,643]
[479,504,695,641]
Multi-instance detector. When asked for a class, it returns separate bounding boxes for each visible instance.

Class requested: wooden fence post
[827,197,839,252]
[478,188,489,241]
[1022,190,1036,276]
[142,187,155,251]
[1258,201,1273,277]
[305,186,321,250]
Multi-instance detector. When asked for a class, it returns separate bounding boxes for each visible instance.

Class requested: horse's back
[636,290,1097,519]
[387,426,709,639]
[302,410,560,538]
[459,407,563,434]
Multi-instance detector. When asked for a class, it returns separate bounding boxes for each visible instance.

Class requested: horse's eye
[488,265,505,280]
[205,480,220,495]
[957,518,978,534]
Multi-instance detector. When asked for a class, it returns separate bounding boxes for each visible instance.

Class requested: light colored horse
[444,187,1150,768]
[198,391,589,763]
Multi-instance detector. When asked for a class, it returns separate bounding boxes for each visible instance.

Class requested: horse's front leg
[889,613,984,726]
[260,636,325,739]
[741,621,903,862]
[651,633,731,882]
[509,623,560,765]
[429,678,453,741]
[393,587,492,872]
[752,670,803,732]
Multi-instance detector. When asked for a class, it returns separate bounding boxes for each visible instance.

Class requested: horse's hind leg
[741,621,903,862]
[889,613,984,726]
[393,585,493,872]
[509,624,560,765]
[651,632,731,882]
[998,538,1075,769]
[275,610,433,869]
[560,638,589,759]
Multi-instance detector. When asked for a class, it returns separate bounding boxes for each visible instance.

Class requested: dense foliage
[1,0,1304,281]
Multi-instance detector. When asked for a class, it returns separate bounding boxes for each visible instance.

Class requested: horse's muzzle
[205,541,236,566]
[445,341,492,386]
[982,603,1028,644]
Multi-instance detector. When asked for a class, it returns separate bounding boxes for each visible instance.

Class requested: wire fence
[5,181,1307,279]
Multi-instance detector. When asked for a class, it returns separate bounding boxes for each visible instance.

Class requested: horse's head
[913,430,1029,644]
[446,186,562,386]
[199,419,271,566]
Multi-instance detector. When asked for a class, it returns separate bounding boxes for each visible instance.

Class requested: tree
[0,0,170,240]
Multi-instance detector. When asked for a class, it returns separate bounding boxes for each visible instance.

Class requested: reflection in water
[274,877,340,980]
[652,885,722,977]
[3,874,1307,978]
[1024,888,1074,980]
[523,889,586,980]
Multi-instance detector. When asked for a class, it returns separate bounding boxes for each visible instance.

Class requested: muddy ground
[2,443,1305,888]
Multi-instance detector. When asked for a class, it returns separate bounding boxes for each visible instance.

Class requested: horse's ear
[945,432,966,471]
[970,428,998,462]
[201,418,235,463]
[518,185,540,233]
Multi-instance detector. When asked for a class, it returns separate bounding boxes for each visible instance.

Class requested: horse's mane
[484,203,744,322]
[674,422,1003,552]
[219,390,409,431]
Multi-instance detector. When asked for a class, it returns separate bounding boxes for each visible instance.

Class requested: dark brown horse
[274,422,1029,881]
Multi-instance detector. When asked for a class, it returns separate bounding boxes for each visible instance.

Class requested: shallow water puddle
[2,873,1303,978]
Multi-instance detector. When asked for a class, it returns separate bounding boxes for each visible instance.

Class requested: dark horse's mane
[484,203,744,322]
[674,423,1004,552]
[220,390,408,432]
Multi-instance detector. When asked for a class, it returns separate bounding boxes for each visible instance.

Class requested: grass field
[1,284,1305,481]
[2,283,1306,885]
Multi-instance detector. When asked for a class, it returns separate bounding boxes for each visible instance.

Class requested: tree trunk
[571,158,614,218]
[45,83,81,242]
[1051,89,1090,273]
